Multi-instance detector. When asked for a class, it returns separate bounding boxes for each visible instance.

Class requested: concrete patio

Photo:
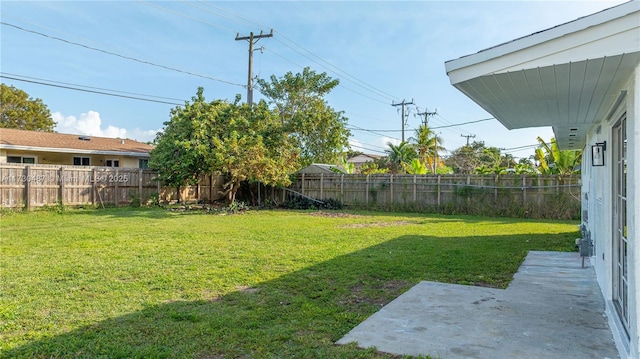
[337,251,619,359]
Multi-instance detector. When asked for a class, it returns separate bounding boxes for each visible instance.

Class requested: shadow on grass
[5,231,577,359]
[59,206,181,219]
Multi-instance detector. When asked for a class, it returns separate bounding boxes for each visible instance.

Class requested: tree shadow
[4,232,576,358]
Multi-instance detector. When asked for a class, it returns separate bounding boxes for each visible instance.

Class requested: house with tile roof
[445,2,639,357]
[0,128,153,168]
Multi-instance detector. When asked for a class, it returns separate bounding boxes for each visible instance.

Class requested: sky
[0,0,629,160]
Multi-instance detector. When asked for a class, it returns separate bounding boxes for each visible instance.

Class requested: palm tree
[409,124,444,173]
[403,158,428,174]
[385,141,417,173]
[535,137,582,179]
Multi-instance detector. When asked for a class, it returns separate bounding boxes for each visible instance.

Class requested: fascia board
[0,144,150,157]
[445,2,639,83]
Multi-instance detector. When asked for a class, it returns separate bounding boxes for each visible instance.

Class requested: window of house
[139,159,149,169]
[105,159,120,167]
[73,157,90,166]
[7,156,36,164]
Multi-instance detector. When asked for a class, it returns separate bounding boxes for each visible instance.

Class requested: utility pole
[417,108,437,126]
[461,134,476,146]
[235,29,273,107]
[392,99,414,142]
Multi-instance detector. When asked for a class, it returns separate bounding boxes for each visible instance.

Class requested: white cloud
[380,136,400,148]
[53,111,160,142]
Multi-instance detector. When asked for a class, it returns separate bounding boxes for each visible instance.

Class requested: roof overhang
[0,144,150,158]
[445,1,640,150]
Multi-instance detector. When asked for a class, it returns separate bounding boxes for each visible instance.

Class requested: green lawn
[0,208,578,358]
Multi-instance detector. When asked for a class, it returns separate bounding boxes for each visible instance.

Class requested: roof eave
[0,144,151,157]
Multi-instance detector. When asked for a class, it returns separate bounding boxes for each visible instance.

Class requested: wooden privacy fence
[0,164,226,209]
[287,173,581,206]
[1,164,582,219]
[255,173,582,219]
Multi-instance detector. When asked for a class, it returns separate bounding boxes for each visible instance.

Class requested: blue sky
[1,0,627,160]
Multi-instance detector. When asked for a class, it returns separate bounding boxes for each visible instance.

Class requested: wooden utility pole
[461,134,476,145]
[392,99,414,142]
[235,29,273,107]
[417,108,437,126]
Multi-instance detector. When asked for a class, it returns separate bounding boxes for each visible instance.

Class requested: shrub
[282,196,343,210]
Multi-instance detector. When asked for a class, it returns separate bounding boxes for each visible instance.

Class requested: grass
[0,208,579,358]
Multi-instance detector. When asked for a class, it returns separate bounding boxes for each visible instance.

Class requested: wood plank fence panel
[257,173,580,218]
[0,164,226,209]
[0,164,581,219]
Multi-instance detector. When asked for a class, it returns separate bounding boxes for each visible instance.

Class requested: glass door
[612,114,629,336]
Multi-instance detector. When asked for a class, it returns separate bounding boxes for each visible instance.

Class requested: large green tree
[256,67,350,168]
[446,141,514,174]
[206,96,299,203]
[0,84,55,132]
[149,90,210,202]
[150,88,299,203]
[445,141,486,174]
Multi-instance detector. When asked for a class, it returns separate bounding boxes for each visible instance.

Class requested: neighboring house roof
[347,154,382,163]
[445,1,640,150]
[297,163,345,174]
[0,128,153,157]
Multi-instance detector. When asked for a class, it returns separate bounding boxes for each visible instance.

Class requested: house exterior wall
[583,63,639,359]
[0,149,148,168]
[630,64,639,359]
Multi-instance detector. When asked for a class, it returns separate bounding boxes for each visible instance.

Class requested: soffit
[445,1,640,150]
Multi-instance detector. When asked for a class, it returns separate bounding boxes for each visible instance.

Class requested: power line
[1,22,245,87]
[2,72,185,102]
[349,143,386,155]
[178,0,399,103]
[273,33,399,102]
[431,117,495,130]
[194,0,271,30]
[343,116,496,133]
[346,124,402,142]
[139,0,237,33]
[0,74,183,106]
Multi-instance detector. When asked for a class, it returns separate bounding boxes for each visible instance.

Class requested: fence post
[197,176,201,202]
[522,175,527,203]
[210,174,214,201]
[437,175,441,207]
[156,175,161,200]
[413,175,417,202]
[390,174,394,205]
[340,174,344,201]
[24,165,31,211]
[320,173,324,199]
[139,169,144,206]
[494,175,499,201]
[114,169,119,205]
[92,169,97,206]
[59,166,65,205]
[301,173,305,196]
[365,174,369,205]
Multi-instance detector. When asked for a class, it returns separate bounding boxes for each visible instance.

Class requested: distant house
[347,153,382,173]
[445,2,639,358]
[0,128,153,168]
[297,163,345,174]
